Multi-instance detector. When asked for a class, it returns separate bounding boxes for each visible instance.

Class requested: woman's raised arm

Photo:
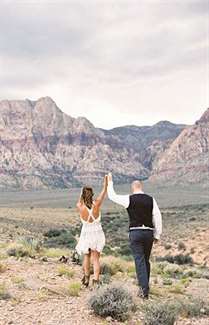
[76,189,83,210]
[95,175,108,207]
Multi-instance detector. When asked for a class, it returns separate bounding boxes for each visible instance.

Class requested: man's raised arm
[152,198,162,240]
[107,173,130,208]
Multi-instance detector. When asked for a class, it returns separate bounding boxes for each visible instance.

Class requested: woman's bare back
[76,175,108,223]
[79,202,100,223]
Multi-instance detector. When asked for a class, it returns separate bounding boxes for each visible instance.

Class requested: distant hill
[107,121,186,170]
[0,96,187,189]
[151,108,209,184]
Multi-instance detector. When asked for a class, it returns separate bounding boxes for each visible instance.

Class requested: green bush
[42,247,70,258]
[7,245,28,258]
[44,229,63,237]
[44,229,76,249]
[152,262,169,275]
[163,264,183,278]
[89,284,136,321]
[7,237,42,258]
[100,263,113,276]
[67,282,81,297]
[164,243,172,250]
[177,242,186,251]
[100,256,127,275]
[101,273,111,285]
[103,245,115,256]
[144,301,180,325]
[163,278,173,285]
[19,237,42,254]
[0,263,6,273]
[156,254,193,265]
[179,298,209,317]
[57,265,75,278]
[117,243,132,256]
[0,283,11,300]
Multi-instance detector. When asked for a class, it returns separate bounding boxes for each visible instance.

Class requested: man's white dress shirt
[107,181,162,240]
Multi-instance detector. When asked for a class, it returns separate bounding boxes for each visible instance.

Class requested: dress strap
[87,207,96,222]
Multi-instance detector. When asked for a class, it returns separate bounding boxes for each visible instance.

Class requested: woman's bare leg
[83,250,91,276]
[91,250,100,281]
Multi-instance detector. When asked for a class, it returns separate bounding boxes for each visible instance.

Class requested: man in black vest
[107,173,162,299]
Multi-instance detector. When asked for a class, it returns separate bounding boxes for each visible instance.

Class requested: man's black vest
[127,193,154,228]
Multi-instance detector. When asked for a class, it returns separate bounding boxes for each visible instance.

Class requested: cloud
[0,0,208,128]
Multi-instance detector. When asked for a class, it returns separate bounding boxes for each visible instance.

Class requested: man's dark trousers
[129,229,154,297]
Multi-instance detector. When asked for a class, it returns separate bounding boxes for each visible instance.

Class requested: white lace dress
[76,206,105,255]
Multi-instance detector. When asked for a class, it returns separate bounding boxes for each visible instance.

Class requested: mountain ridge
[0,96,207,189]
[151,108,209,184]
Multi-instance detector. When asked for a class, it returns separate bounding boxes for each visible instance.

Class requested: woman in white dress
[76,175,108,287]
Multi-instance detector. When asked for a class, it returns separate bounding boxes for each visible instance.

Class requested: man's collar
[133,190,144,194]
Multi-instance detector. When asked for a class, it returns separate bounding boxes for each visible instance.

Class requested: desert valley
[0,98,209,324]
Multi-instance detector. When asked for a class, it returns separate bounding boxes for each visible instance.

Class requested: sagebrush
[89,284,135,321]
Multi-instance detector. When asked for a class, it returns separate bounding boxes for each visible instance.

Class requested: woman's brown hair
[81,186,94,209]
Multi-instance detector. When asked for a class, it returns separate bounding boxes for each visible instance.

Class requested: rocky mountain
[108,121,186,170]
[0,97,185,190]
[151,108,209,184]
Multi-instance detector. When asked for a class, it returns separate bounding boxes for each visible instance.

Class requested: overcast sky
[0,0,208,129]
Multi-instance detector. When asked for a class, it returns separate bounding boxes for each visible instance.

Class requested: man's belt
[129,226,154,231]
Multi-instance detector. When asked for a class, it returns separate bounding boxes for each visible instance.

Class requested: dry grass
[0,263,7,273]
[101,256,133,276]
[67,282,81,297]
[57,265,75,278]
[0,283,11,300]
[41,247,71,258]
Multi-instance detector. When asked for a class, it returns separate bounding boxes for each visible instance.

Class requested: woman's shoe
[92,279,101,289]
[81,274,90,287]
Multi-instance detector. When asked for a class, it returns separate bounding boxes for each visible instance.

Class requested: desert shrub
[19,237,42,254]
[163,264,183,278]
[179,298,209,317]
[44,229,64,237]
[0,263,6,273]
[37,288,50,301]
[67,282,81,297]
[164,243,172,250]
[57,265,75,278]
[189,217,196,221]
[156,254,193,265]
[11,276,24,284]
[182,268,199,279]
[190,247,195,254]
[168,284,184,294]
[101,273,111,285]
[7,244,30,258]
[149,287,164,297]
[7,237,41,258]
[126,263,135,274]
[102,213,130,257]
[163,278,173,285]
[100,263,113,276]
[189,266,209,280]
[71,250,82,265]
[180,278,191,287]
[117,243,132,256]
[103,245,115,256]
[0,283,11,300]
[152,262,169,275]
[143,301,180,325]
[42,247,70,258]
[89,284,135,321]
[44,229,76,249]
[174,254,193,265]
[177,242,186,251]
[100,256,128,276]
